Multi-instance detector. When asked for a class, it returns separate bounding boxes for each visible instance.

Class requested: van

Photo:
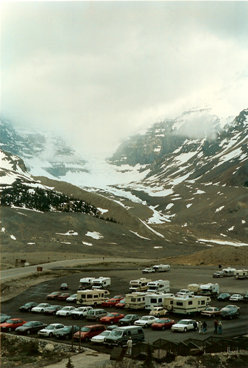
[86,309,107,321]
[104,326,144,346]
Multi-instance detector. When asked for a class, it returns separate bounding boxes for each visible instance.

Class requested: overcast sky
[1,1,248,158]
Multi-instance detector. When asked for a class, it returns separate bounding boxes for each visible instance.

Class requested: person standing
[202,321,207,334]
[214,319,218,334]
[198,321,203,334]
[127,337,132,356]
[218,320,222,335]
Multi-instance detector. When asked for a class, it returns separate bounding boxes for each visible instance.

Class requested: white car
[171,319,198,332]
[229,294,244,302]
[56,306,76,317]
[142,268,155,273]
[91,330,112,344]
[71,306,93,319]
[31,303,51,313]
[134,316,158,327]
[38,323,65,337]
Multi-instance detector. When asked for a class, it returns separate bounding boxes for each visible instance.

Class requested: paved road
[1,257,149,282]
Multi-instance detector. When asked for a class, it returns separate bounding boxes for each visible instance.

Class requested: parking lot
[1,265,248,350]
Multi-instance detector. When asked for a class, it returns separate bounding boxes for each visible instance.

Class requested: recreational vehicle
[152,264,170,272]
[77,289,110,306]
[79,277,94,290]
[129,278,151,292]
[92,277,111,289]
[145,293,174,310]
[198,283,219,296]
[147,280,170,293]
[235,269,248,279]
[172,295,211,315]
[222,267,236,277]
[125,292,146,310]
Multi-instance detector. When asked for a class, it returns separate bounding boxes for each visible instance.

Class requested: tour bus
[91,277,111,289]
[125,292,147,310]
[77,289,110,306]
[147,280,170,293]
[129,278,151,292]
[145,293,174,310]
[172,295,211,315]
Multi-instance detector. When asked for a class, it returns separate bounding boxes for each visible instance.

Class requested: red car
[73,325,105,342]
[57,293,71,301]
[0,318,27,332]
[46,291,61,300]
[100,313,125,324]
[115,299,126,308]
[101,296,124,307]
[151,318,175,330]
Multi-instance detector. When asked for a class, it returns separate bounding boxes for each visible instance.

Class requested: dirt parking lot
[1,264,248,349]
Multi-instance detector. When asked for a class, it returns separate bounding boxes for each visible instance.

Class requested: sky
[1,1,248,158]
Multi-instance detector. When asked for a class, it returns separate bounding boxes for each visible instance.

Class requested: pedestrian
[218,320,222,335]
[202,321,207,334]
[193,321,197,330]
[214,319,218,334]
[127,337,132,356]
[198,321,203,334]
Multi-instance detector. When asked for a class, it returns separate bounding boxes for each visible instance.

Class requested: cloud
[1,1,248,157]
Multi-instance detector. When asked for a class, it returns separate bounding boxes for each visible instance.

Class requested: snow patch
[56,230,78,236]
[198,238,248,247]
[215,206,224,213]
[129,231,150,240]
[10,234,16,240]
[82,241,93,246]
[85,231,103,240]
[97,207,109,214]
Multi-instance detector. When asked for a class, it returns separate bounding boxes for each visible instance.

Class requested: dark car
[16,321,47,335]
[57,293,71,301]
[220,305,240,319]
[19,302,38,312]
[0,314,11,323]
[217,293,231,301]
[0,318,27,331]
[119,314,139,326]
[244,292,248,302]
[54,325,80,339]
[46,291,62,300]
[60,283,69,290]
[43,305,62,315]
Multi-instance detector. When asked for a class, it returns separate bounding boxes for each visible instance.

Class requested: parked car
[54,325,80,339]
[151,318,175,330]
[104,326,144,346]
[57,293,71,301]
[46,291,62,300]
[119,314,140,326]
[115,299,126,308]
[201,307,221,318]
[102,296,124,307]
[220,305,240,319]
[56,306,76,317]
[38,323,65,337]
[16,321,47,335]
[0,318,27,332]
[31,303,51,313]
[142,268,155,273]
[213,271,224,278]
[73,325,106,342]
[134,316,158,328]
[19,302,38,312]
[43,305,62,315]
[91,330,112,344]
[244,292,248,302]
[60,283,69,290]
[149,307,167,317]
[229,294,244,302]
[217,293,231,301]
[171,319,198,332]
[0,314,11,323]
[100,313,125,324]
[86,309,107,321]
[66,294,78,303]
[71,306,93,319]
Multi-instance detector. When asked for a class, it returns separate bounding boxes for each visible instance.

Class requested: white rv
[147,280,170,293]
[222,267,236,277]
[79,277,95,289]
[77,289,110,306]
[92,277,111,289]
[235,269,248,279]
[129,278,151,292]
[198,283,219,296]
[125,292,146,310]
[172,295,211,315]
[145,293,174,310]
[153,264,170,272]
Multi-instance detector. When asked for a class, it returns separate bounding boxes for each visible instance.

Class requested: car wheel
[110,321,113,324]
[184,327,187,332]
[8,327,12,332]
[162,326,165,331]
[85,337,89,342]
[27,330,31,335]
[49,333,53,337]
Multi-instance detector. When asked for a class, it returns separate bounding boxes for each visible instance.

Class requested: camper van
[129,278,151,292]
[77,289,110,306]
[152,264,170,272]
[145,293,174,310]
[198,283,219,296]
[222,267,236,277]
[235,269,248,280]
[79,277,95,290]
[172,295,211,315]
[92,277,111,289]
[125,292,146,310]
[147,280,170,293]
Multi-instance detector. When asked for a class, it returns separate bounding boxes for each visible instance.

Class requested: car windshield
[81,327,90,332]
[61,327,71,332]
[178,320,190,324]
[111,330,122,337]
[37,304,48,307]
[100,331,110,336]
[6,319,16,323]
[157,319,169,323]
[107,314,115,317]
[46,326,56,330]
[141,317,149,320]
[125,315,132,319]
[24,322,37,327]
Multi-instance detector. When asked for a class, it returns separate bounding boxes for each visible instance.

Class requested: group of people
[198,320,222,334]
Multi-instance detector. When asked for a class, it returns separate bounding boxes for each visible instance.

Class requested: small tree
[66,357,74,368]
